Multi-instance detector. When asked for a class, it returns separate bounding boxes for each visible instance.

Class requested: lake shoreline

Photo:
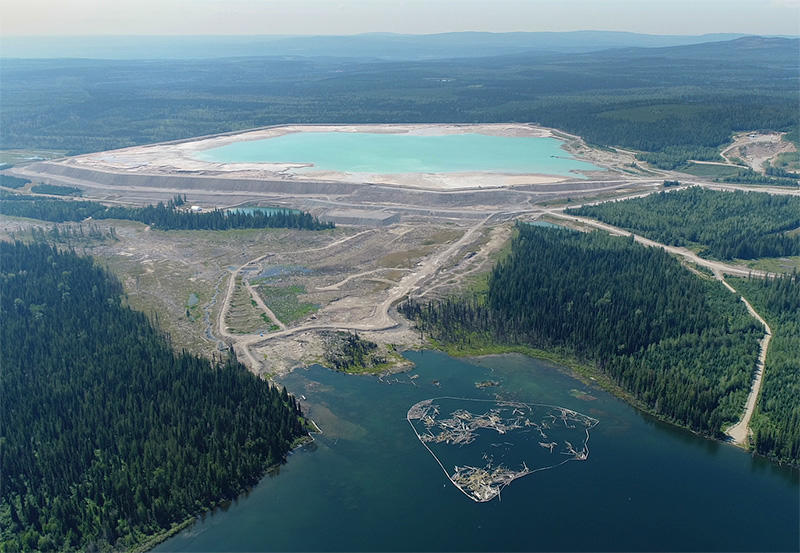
[407,341,753,454]
[138,420,319,552]
[143,344,791,552]
[54,123,611,192]
[330,338,737,454]
[154,352,799,552]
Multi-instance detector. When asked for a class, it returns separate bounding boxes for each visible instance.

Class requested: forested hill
[587,36,798,63]
[0,241,309,552]
[400,225,762,436]
[731,274,800,465]
[1,37,796,169]
[567,187,800,260]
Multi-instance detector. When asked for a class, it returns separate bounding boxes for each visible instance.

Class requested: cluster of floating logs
[419,408,524,445]
[407,397,598,503]
[450,463,531,502]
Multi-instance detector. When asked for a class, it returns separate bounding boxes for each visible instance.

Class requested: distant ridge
[586,35,800,60]
[3,31,789,60]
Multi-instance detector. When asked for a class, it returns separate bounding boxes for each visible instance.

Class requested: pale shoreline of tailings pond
[50,123,614,191]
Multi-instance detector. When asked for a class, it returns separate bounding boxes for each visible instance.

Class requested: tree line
[399,225,762,436]
[719,168,799,187]
[29,183,83,196]
[0,175,30,189]
[0,241,310,552]
[567,187,800,259]
[0,192,333,231]
[1,40,796,168]
[731,273,800,465]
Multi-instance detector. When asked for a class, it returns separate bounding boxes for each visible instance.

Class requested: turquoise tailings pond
[193,132,602,178]
[157,351,799,552]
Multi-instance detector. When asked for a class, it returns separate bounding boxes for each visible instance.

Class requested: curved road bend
[221,214,497,371]
[548,211,773,447]
[717,272,772,446]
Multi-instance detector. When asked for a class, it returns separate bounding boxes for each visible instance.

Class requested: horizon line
[3,30,798,39]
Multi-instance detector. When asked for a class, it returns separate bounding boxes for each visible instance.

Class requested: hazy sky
[3,0,799,36]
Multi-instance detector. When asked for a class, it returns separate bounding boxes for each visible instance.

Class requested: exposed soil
[721,132,797,173]
[3,125,794,441]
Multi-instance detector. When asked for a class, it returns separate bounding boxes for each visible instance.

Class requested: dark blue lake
[156,351,799,552]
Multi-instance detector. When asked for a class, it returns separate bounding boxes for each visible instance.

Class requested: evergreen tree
[400,225,762,437]
[0,241,309,552]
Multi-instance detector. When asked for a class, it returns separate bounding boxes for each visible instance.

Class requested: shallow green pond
[194,132,603,177]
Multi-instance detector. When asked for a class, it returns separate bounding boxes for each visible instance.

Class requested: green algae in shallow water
[194,132,603,178]
[569,388,598,401]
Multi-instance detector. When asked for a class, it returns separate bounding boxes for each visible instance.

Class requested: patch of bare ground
[721,132,797,173]
[418,224,513,300]
[1,210,505,376]
[8,125,796,381]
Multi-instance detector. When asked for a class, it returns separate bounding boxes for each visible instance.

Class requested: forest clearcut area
[0,242,310,553]
[1,31,799,553]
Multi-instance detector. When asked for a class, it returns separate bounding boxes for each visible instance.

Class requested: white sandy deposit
[60,123,590,190]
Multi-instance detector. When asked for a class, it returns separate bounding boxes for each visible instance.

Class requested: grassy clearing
[772,150,800,172]
[106,259,216,355]
[185,292,204,322]
[0,148,66,166]
[378,247,433,268]
[740,256,800,274]
[464,272,490,297]
[164,226,337,251]
[462,228,515,297]
[226,276,269,334]
[165,227,283,244]
[421,228,463,246]
[678,162,742,178]
[256,284,317,324]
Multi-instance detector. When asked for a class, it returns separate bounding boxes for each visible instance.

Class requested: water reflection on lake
[156,350,799,552]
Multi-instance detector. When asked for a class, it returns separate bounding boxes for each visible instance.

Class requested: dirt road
[216,229,376,370]
[722,277,772,446]
[218,215,495,371]
[246,281,286,330]
[546,212,773,447]
[546,211,768,278]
